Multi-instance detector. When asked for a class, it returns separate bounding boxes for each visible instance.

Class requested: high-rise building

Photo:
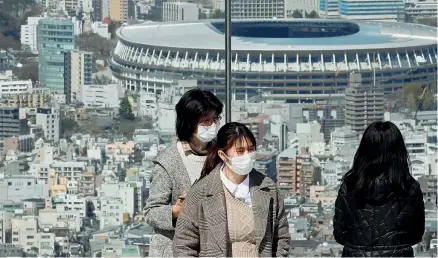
[276,147,298,196]
[319,0,340,18]
[109,0,134,21]
[340,0,405,21]
[296,148,319,198]
[0,107,28,144]
[231,0,285,19]
[37,18,75,93]
[93,0,103,21]
[20,17,45,54]
[162,2,199,22]
[344,73,384,132]
[102,0,110,20]
[0,50,11,73]
[64,50,93,104]
[35,107,60,143]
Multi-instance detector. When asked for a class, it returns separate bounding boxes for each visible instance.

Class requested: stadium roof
[116,19,437,52]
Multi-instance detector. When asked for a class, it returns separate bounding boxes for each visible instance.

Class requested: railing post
[225,0,232,123]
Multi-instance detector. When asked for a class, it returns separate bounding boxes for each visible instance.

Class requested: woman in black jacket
[333,121,425,257]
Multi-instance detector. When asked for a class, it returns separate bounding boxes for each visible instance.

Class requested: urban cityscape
[0,0,437,257]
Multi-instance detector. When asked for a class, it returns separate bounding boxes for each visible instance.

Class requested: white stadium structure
[110,19,437,102]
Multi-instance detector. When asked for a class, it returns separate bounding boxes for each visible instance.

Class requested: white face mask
[224,152,256,176]
[195,124,217,143]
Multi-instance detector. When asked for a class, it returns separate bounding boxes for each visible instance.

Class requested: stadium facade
[110,19,437,103]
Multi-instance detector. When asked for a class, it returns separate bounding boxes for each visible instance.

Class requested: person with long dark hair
[333,121,425,257]
[173,122,291,257]
[143,88,223,257]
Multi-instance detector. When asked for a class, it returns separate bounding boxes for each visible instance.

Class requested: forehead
[231,137,254,149]
[199,111,217,120]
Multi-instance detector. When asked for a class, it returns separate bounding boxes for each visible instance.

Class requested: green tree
[60,118,78,137]
[403,83,422,111]
[210,10,225,19]
[403,83,422,97]
[307,10,319,18]
[198,9,208,19]
[292,10,303,18]
[422,91,437,111]
[406,94,418,112]
[119,96,135,120]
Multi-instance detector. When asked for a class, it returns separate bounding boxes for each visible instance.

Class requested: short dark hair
[175,88,223,141]
[343,121,411,197]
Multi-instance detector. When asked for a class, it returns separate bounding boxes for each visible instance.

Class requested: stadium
[110,19,437,102]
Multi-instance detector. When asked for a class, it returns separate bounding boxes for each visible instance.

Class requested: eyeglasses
[199,115,222,126]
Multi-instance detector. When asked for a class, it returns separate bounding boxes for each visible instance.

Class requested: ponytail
[200,145,222,180]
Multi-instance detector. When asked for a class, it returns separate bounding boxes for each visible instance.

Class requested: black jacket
[333,176,425,257]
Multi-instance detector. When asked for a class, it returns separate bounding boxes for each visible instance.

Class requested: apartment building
[64,50,93,104]
[344,73,384,133]
[231,0,285,19]
[98,197,124,229]
[0,71,33,98]
[418,175,437,205]
[0,176,49,203]
[0,107,28,150]
[46,194,86,217]
[20,16,44,53]
[79,84,121,108]
[162,2,199,21]
[30,161,87,183]
[79,167,95,197]
[330,126,359,156]
[0,51,11,73]
[285,0,319,16]
[0,211,12,244]
[38,208,82,232]
[405,0,437,20]
[35,107,60,143]
[296,148,318,198]
[277,146,298,195]
[319,0,340,18]
[2,134,34,154]
[340,0,405,21]
[11,216,38,252]
[98,181,139,218]
[2,88,51,108]
[109,0,134,21]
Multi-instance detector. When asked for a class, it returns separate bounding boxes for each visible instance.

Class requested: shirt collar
[220,165,250,197]
[180,141,210,156]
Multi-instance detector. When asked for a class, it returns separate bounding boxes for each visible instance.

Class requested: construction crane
[320,69,339,133]
[413,86,428,125]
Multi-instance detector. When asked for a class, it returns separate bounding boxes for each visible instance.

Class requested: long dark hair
[200,122,256,179]
[342,121,411,197]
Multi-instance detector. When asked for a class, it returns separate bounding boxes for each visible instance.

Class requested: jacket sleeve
[143,162,174,231]
[333,182,348,245]
[406,181,425,245]
[173,189,201,257]
[274,189,291,257]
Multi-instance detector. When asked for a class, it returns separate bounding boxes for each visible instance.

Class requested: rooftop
[117,19,437,51]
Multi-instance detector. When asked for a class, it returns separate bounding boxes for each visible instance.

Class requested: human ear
[218,150,227,163]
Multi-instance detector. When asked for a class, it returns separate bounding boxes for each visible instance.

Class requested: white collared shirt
[220,166,252,206]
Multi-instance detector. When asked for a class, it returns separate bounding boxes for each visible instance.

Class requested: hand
[179,192,187,201]
[172,198,184,218]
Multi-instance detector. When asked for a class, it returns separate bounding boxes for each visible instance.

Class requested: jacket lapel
[249,171,272,246]
[202,167,228,255]
[156,140,191,190]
